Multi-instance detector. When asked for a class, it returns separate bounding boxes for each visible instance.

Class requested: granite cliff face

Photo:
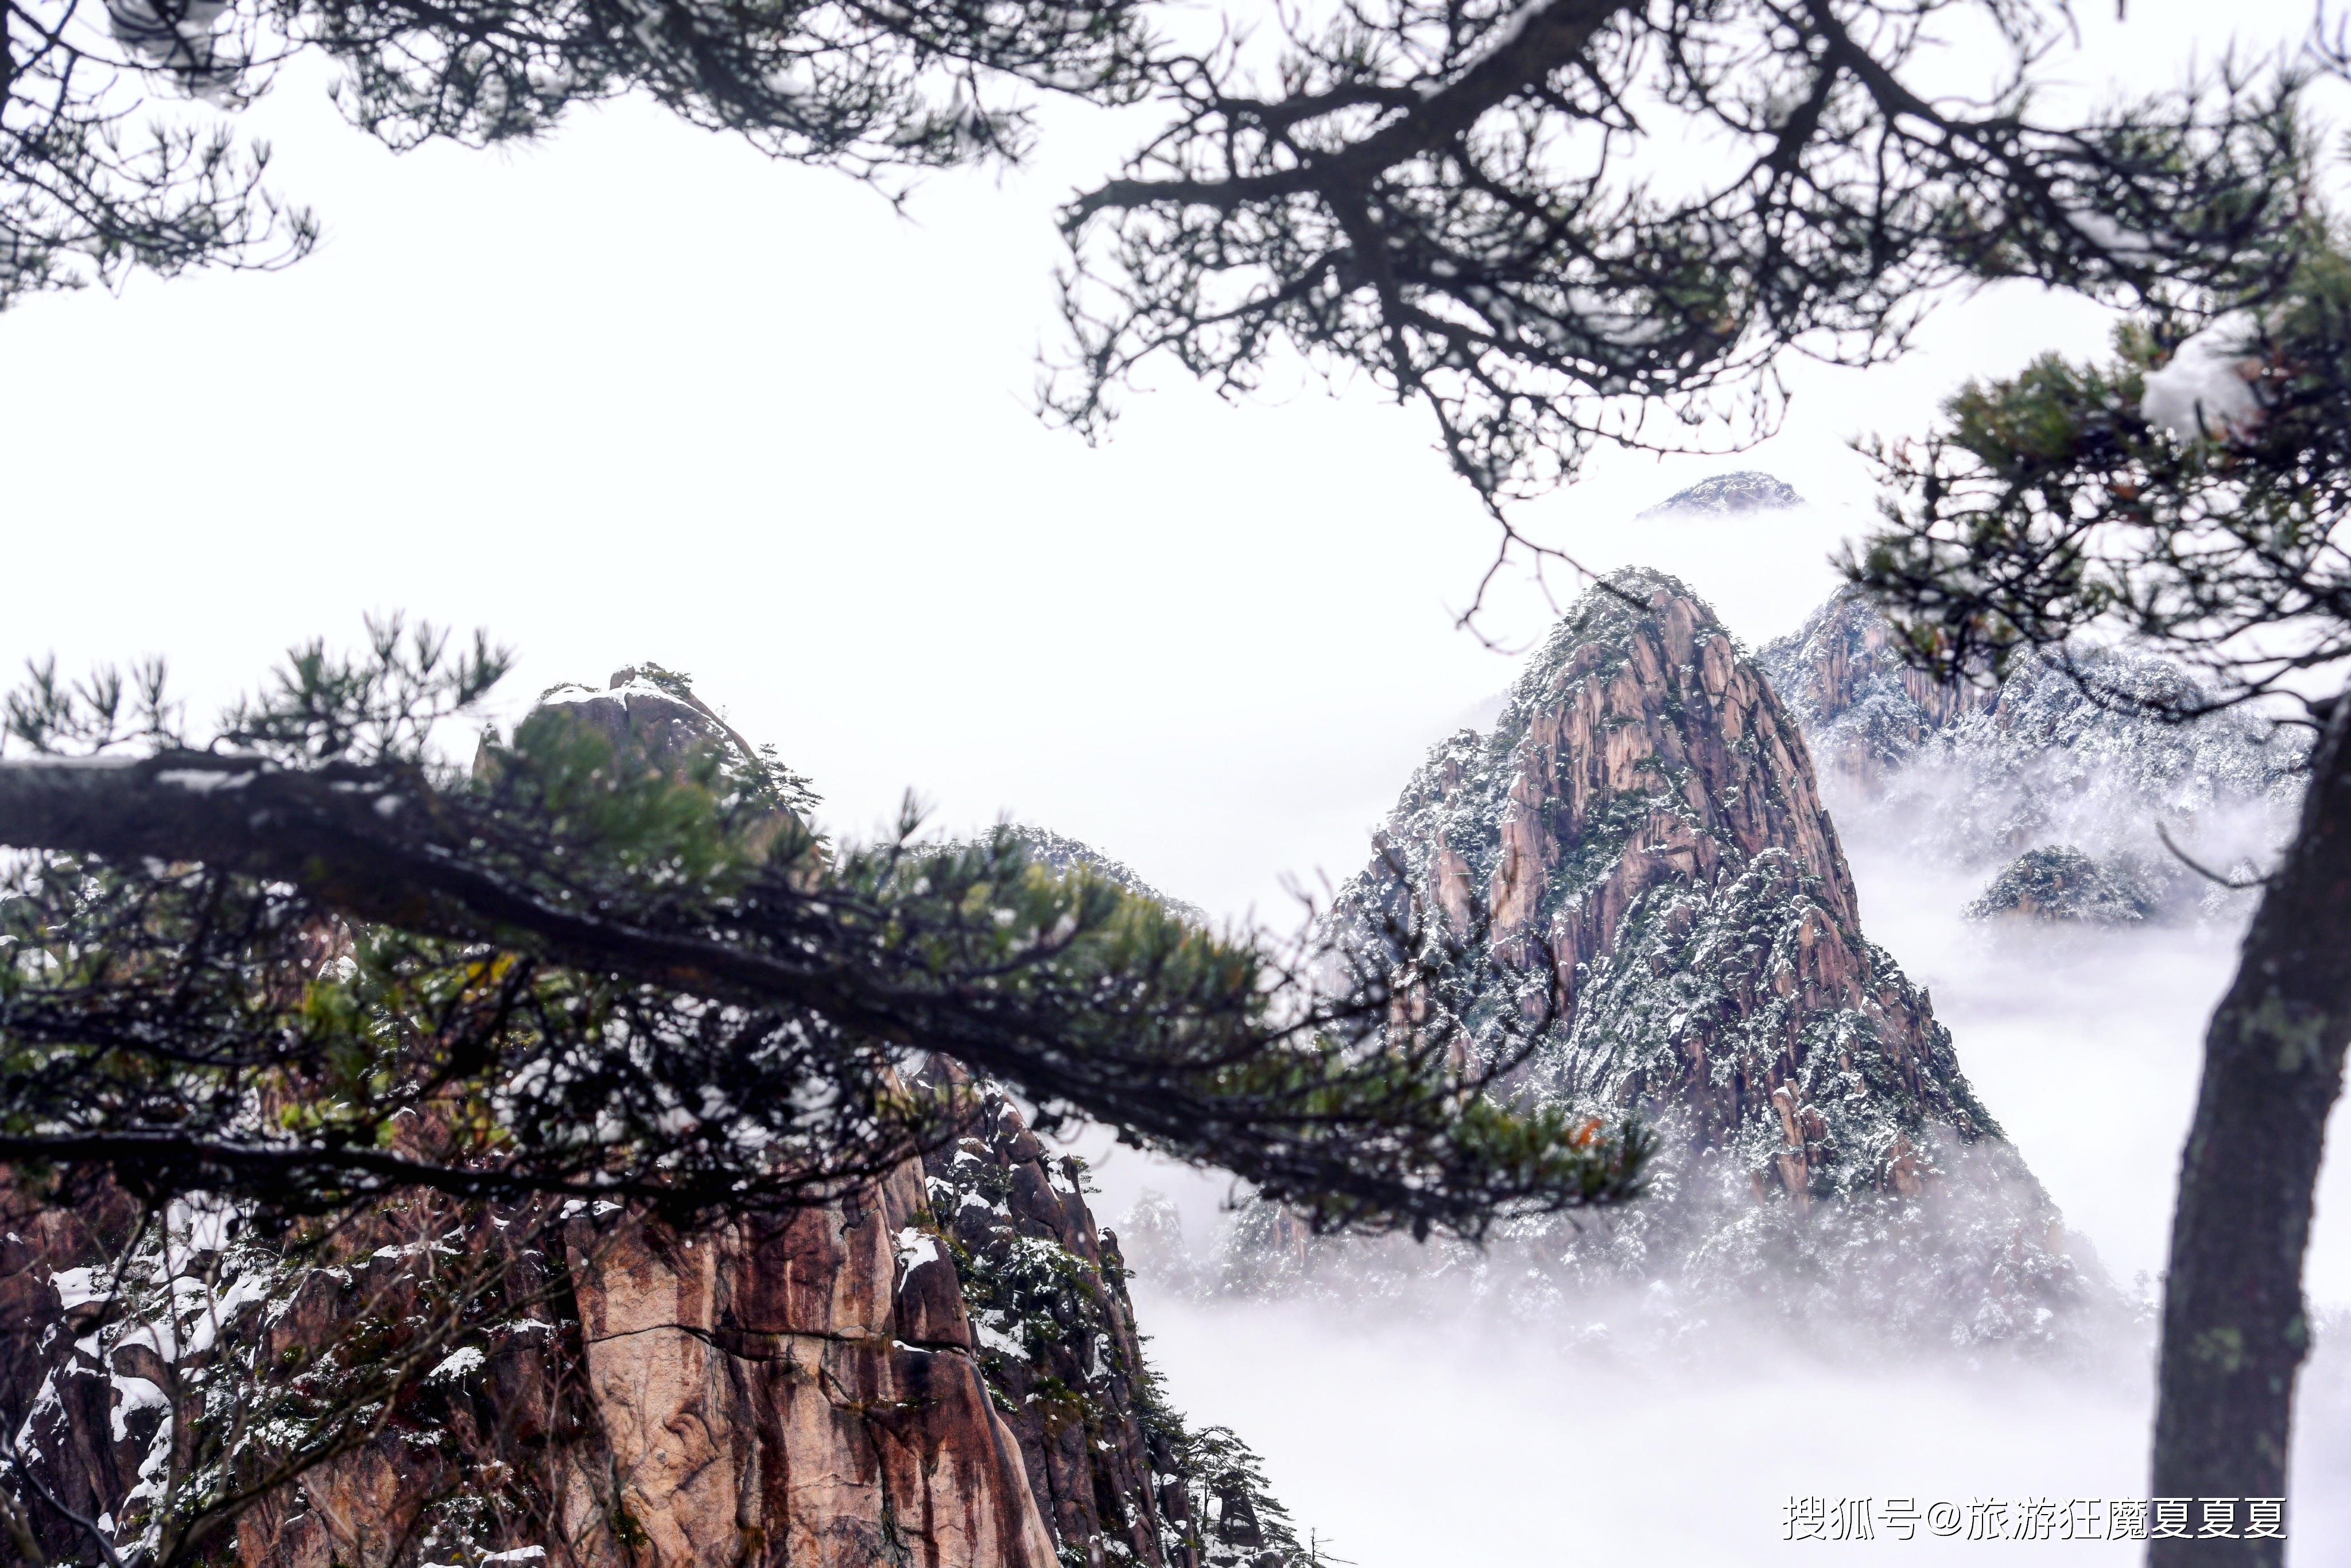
[0,1140,1144,1568]
[1340,569,1998,1207]
[915,1061,1305,1568]
[1225,572,2087,1341]
[1758,589,2304,919]
[0,673,1300,1568]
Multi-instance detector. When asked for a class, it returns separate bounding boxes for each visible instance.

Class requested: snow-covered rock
[914,1060,1309,1568]
[1964,846,2159,926]
[1219,570,2096,1348]
[1636,471,1805,518]
[0,672,1301,1568]
[2139,311,2263,441]
[1757,589,2303,919]
[958,822,1206,926]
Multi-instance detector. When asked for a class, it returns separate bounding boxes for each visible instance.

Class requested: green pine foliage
[0,622,1645,1240]
[1849,242,2351,709]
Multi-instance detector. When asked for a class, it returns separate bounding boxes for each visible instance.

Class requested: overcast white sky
[2,0,2332,922]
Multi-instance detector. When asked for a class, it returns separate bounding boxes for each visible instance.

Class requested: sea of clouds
[1072,808,2351,1566]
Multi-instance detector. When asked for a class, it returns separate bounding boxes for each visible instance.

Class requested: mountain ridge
[0,673,1306,1568]
[1759,588,2306,921]
[1209,569,2093,1346]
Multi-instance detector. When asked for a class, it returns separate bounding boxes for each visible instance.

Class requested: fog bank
[1130,1287,2351,1565]
[1108,800,2351,1563]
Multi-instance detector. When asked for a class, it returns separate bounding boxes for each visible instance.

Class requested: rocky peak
[1636,471,1805,518]
[0,675,1305,1568]
[1349,570,1991,1202]
[530,664,823,826]
[1301,572,2080,1342]
[1355,568,1860,1050]
[1755,588,1998,786]
[1966,846,2159,926]
[967,823,1206,927]
[1759,589,2304,917]
[538,664,761,772]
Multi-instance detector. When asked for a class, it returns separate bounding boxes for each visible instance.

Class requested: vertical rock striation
[550,1166,1061,1568]
[0,671,1304,1568]
[1752,587,1998,789]
[914,1060,1307,1568]
[1271,570,2089,1340]
[1342,569,1992,1205]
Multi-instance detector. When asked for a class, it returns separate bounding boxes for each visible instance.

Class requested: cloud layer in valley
[1084,822,2351,1566]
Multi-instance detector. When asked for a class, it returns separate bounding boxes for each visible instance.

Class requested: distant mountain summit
[1337,570,2009,1209]
[1214,570,2093,1345]
[1637,470,1804,517]
[984,823,1206,926]
[1758,589,2305,918]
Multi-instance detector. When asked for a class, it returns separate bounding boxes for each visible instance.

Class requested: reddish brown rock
[0,1077,1312,1568]
[1755,589,1997,788]
[914,1060,1198,1567]
[553,1160,1057,1568]
[0,1154,1064,1568]
[1248,571,2098,1344]
[1343,570,1998,1206]
[0,670,1306,1568]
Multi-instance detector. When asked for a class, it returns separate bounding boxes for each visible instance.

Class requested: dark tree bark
[0,752,845,1002]
[0,745,1647,1239]
[2152,692,2351,1565]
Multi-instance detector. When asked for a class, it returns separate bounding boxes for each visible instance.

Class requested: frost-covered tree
[1846,227,2351,1565]
[3,2,2314,583]
[1054,0,2304,554]
[0,622,1640,1238]
[0,624,1639,1562]
[1,0,1158,302]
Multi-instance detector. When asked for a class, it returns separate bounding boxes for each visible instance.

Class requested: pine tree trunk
[2151,692,2351,1566]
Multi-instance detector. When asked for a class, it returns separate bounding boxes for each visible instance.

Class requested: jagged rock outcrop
[0,1140,1101,1568]
[1965,846,2159,925]
[554,1175,1060,1568]
[537,665,776,777]
[0,672,1300,1568]
[1636,471,1804,518]
[922,1063,1167,1559]
[1752,590,1997,784]
[1758,589,2304,917]
[240,1178,1058,1568]
[915,1063,1302,1568]
[1218,571,2089,1343]
[1341,569,1994,1204]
